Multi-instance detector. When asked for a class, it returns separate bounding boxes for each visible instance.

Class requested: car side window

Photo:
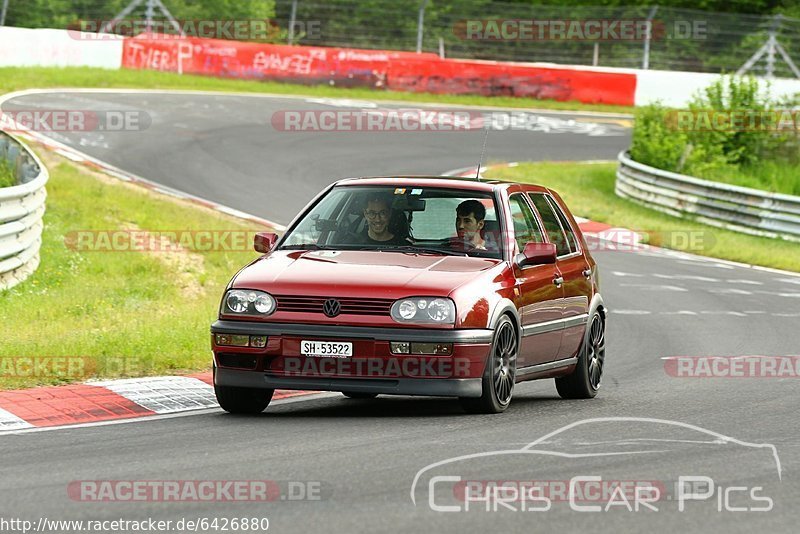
[546,196,580,254]
[508,194,544,252]
[528,193,571,256]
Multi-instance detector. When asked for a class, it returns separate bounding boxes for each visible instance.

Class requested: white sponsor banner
[0,27,123,69]
[634,68,800,107]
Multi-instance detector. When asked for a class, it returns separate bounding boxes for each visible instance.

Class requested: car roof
[333,175,550,194]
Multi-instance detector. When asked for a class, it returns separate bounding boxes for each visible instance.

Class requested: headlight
[223,290,276,316]
[391,297,455,325]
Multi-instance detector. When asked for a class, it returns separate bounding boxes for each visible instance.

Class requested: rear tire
[460,316,517,414]
[555,311,605,399]
[342,392,379,399]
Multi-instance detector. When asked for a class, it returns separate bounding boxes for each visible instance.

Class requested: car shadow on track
[217,393,568,419]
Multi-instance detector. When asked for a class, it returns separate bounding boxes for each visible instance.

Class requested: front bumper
[211,320,493,398]
[215,367,483,397]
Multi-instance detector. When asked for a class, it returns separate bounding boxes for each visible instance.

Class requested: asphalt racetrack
[1,91,798,533]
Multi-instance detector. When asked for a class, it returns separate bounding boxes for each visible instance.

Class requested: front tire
[214,367,274,414]
[555,311,605,399]
[460,316,518,414]
[215,384,274,414]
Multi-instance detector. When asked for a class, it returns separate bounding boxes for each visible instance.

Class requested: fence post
[642,6,659,69]
[0,0,8,26]
[416,0,429,53]
[288,0,298,45]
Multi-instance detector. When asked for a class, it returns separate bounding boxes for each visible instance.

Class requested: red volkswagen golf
[211,177,605,414]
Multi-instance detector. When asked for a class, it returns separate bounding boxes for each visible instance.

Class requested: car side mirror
[517,242,557,267]
[254,232,278,253]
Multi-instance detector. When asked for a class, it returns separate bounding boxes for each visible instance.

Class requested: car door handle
[582,268,592,278]
[553,276,564,287]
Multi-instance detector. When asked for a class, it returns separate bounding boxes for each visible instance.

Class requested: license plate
[301,340,353,358]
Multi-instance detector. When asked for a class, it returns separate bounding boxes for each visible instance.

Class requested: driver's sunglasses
[365,209,389,219]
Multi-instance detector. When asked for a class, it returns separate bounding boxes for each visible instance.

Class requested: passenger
[455,199,487,250]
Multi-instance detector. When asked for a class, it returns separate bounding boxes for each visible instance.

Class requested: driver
[455,199,486,250]
[361,194,408,245]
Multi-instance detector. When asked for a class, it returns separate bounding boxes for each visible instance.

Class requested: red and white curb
[0,372,314,432]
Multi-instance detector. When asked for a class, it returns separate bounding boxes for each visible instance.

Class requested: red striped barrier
[121,35,636,106]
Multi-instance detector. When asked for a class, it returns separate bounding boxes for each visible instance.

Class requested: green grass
[0,66,633,115]
[699,161,800,197]
[0,160,14,188]
[485,161,800,272]
[0,151,265,389]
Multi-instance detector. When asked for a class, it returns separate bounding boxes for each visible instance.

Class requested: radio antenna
[475,126,489,181]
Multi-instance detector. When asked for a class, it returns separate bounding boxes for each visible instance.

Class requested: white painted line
[700,311,748,317]
[611,309,652,315]
[653,273,720,282]
[0,408,34,431]
[660,310,698,316]
[676,260,736,270]
[707,288,753,295]
[611,271,644,278]
[777,278,800,285]
[619,283,688,292]
[725,279,763,285]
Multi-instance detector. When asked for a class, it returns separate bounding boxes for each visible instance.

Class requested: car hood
[232,249,501,298]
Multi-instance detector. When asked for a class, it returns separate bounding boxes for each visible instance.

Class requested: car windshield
[280,185,503,259]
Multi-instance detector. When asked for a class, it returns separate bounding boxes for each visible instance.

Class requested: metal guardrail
[0,131,48,290]
[616,150,800,242]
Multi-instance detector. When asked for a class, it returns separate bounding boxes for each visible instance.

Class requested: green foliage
[0,159,16,188]
[630,75,800,194]
[5,0,275,31]
[630,103,689,171]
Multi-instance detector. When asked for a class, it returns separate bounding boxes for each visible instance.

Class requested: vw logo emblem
[323,298,341,317]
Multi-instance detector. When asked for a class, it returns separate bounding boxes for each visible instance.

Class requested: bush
[0,160,16,189]
[629,75,800,193]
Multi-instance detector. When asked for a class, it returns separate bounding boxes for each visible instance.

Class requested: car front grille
[274,295,393,316]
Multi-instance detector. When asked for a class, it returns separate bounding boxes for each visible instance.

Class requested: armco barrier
[121,34,637,106]
[616,151,800,242]
[0,132,48,290]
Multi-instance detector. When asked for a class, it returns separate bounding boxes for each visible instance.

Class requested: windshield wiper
[280,243,332,250]
[380,245,467,257]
